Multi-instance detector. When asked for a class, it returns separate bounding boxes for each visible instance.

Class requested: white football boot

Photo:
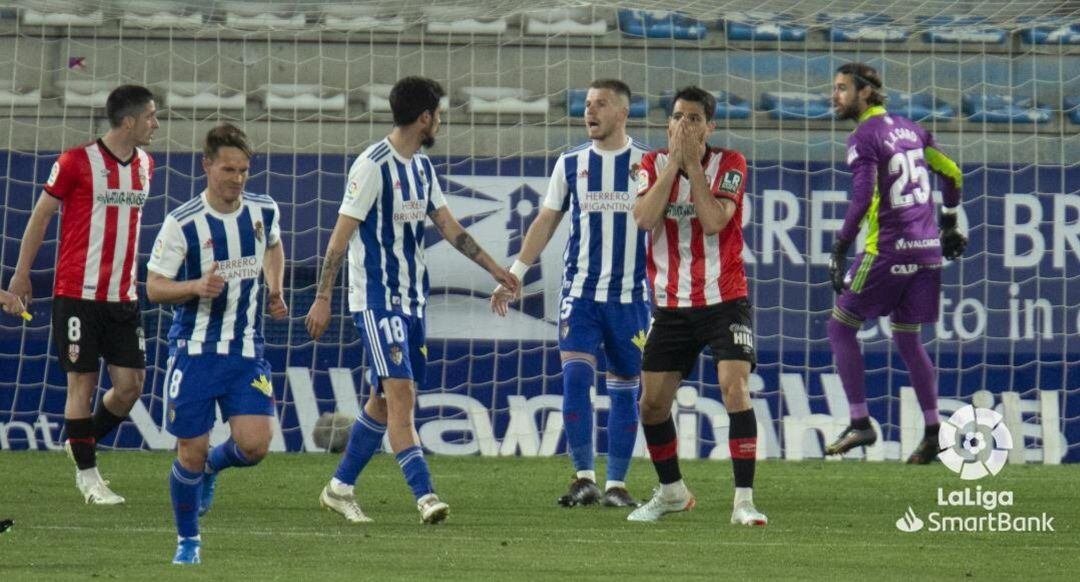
[75,471,125,505]
[417,493,449,524]
[627,487,696,522]
[319,484,373,523]
[730,502,768,526]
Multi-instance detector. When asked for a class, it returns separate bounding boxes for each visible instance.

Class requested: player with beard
[306,76,517,524]
[492,79,650,508]
[824,62,966,463]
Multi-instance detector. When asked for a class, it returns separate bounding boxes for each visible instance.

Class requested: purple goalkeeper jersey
[839,106,962,263]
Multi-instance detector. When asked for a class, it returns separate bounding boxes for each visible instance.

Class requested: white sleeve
[339,157,380,221]
[426,169,448,213]
[268,199,282,246]
[542,156,569,211]
[147,215,188,278]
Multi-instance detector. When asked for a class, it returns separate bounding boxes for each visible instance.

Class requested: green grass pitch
[0,452,1077,580]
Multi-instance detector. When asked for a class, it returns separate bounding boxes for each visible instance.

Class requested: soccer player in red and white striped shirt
[8,85,159,505]
[628,86,766,525]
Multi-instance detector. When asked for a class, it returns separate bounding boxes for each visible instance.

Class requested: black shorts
[641,297,756,378]
[52,297,146,373]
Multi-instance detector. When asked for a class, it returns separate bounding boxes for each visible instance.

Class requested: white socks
[78,466,102,485]
[605,480,626,492]
[734,487,754,507]
[575,470,596,482]
[660,479,688,500]
[330,477,353,496]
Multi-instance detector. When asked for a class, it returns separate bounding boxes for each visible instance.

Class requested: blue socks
[395,446,434,500]
[206,437,257,473]
[333,409,387,486]
[561,359,596,473]
[170,460,203,539]
[605,378,640,483]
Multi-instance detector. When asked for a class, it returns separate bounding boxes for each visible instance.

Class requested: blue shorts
[558,295,650,377]
[165,348,275,439]
[353,309,427,390]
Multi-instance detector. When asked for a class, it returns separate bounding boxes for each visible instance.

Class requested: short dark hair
[203,123,253,160]
[670,86,716,121]
[389,76,445,127]
[588,79,632,103]
[836,62,886,106]
[105,84,154,128]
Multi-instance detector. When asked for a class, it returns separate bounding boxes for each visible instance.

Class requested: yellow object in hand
[21,311,32,322]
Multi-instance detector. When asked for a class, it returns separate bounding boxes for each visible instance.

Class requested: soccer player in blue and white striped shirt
[147,124,288,565]
[305,77,517,525]
[491,79,650,508]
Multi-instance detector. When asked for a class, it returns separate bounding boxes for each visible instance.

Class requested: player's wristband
[832,238,852,257]
[939,209,958,230]
[509,260,529,280]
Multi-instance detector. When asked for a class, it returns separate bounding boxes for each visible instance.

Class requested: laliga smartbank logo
[939,404,1011,480]
[895,405,1055,534]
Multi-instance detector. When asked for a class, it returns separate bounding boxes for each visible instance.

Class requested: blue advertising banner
[1,151,1076,461]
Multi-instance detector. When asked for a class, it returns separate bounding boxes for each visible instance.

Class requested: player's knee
[238,440,269,463]
[718,373,751,412]
[177,443,208,472]
[638,396,668,424]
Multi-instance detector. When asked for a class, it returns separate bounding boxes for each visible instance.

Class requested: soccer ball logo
[938,405,1013,480]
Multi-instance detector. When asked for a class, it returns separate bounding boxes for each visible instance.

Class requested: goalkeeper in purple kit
[824,63,967,463]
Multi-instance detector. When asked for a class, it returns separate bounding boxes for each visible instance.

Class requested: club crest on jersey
[202,238,214,249]
[68,344,80,363]
[393,180,402,191]
[636,169,651,194]
[254,220,264,243]
[138,166,149,185]
[719,170,743,194]
[560,323,570,339]
[389,345,404,365]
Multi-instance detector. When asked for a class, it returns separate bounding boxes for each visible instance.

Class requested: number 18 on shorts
[353,309,428,388]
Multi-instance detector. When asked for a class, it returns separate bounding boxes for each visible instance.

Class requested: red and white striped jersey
[44,139,154,302]
[637,147,748,308]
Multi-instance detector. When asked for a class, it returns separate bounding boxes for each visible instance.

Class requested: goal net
[0,0,1077,464]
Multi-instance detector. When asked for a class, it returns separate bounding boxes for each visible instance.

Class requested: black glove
[829,238,851,294]
[939,210,967,261]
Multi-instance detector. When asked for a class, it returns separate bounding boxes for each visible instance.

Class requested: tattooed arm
[305,214,360,340]
[428,206,519,295]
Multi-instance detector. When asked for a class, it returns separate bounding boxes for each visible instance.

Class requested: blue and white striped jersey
[147,191,281,359]
[543,136,650,303]
[340,138,447,316]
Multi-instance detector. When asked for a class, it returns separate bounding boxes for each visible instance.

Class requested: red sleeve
[712,149,747,207]
[636,151,659,197]
[43,149,84,201]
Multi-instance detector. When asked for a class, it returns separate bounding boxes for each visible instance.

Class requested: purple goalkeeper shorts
[837,253,942,325]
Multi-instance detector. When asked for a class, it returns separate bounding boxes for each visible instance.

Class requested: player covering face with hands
[631,87,766,526]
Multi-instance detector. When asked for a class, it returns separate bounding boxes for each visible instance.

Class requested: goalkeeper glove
[939,209,967,260]
[829,239,851,294]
